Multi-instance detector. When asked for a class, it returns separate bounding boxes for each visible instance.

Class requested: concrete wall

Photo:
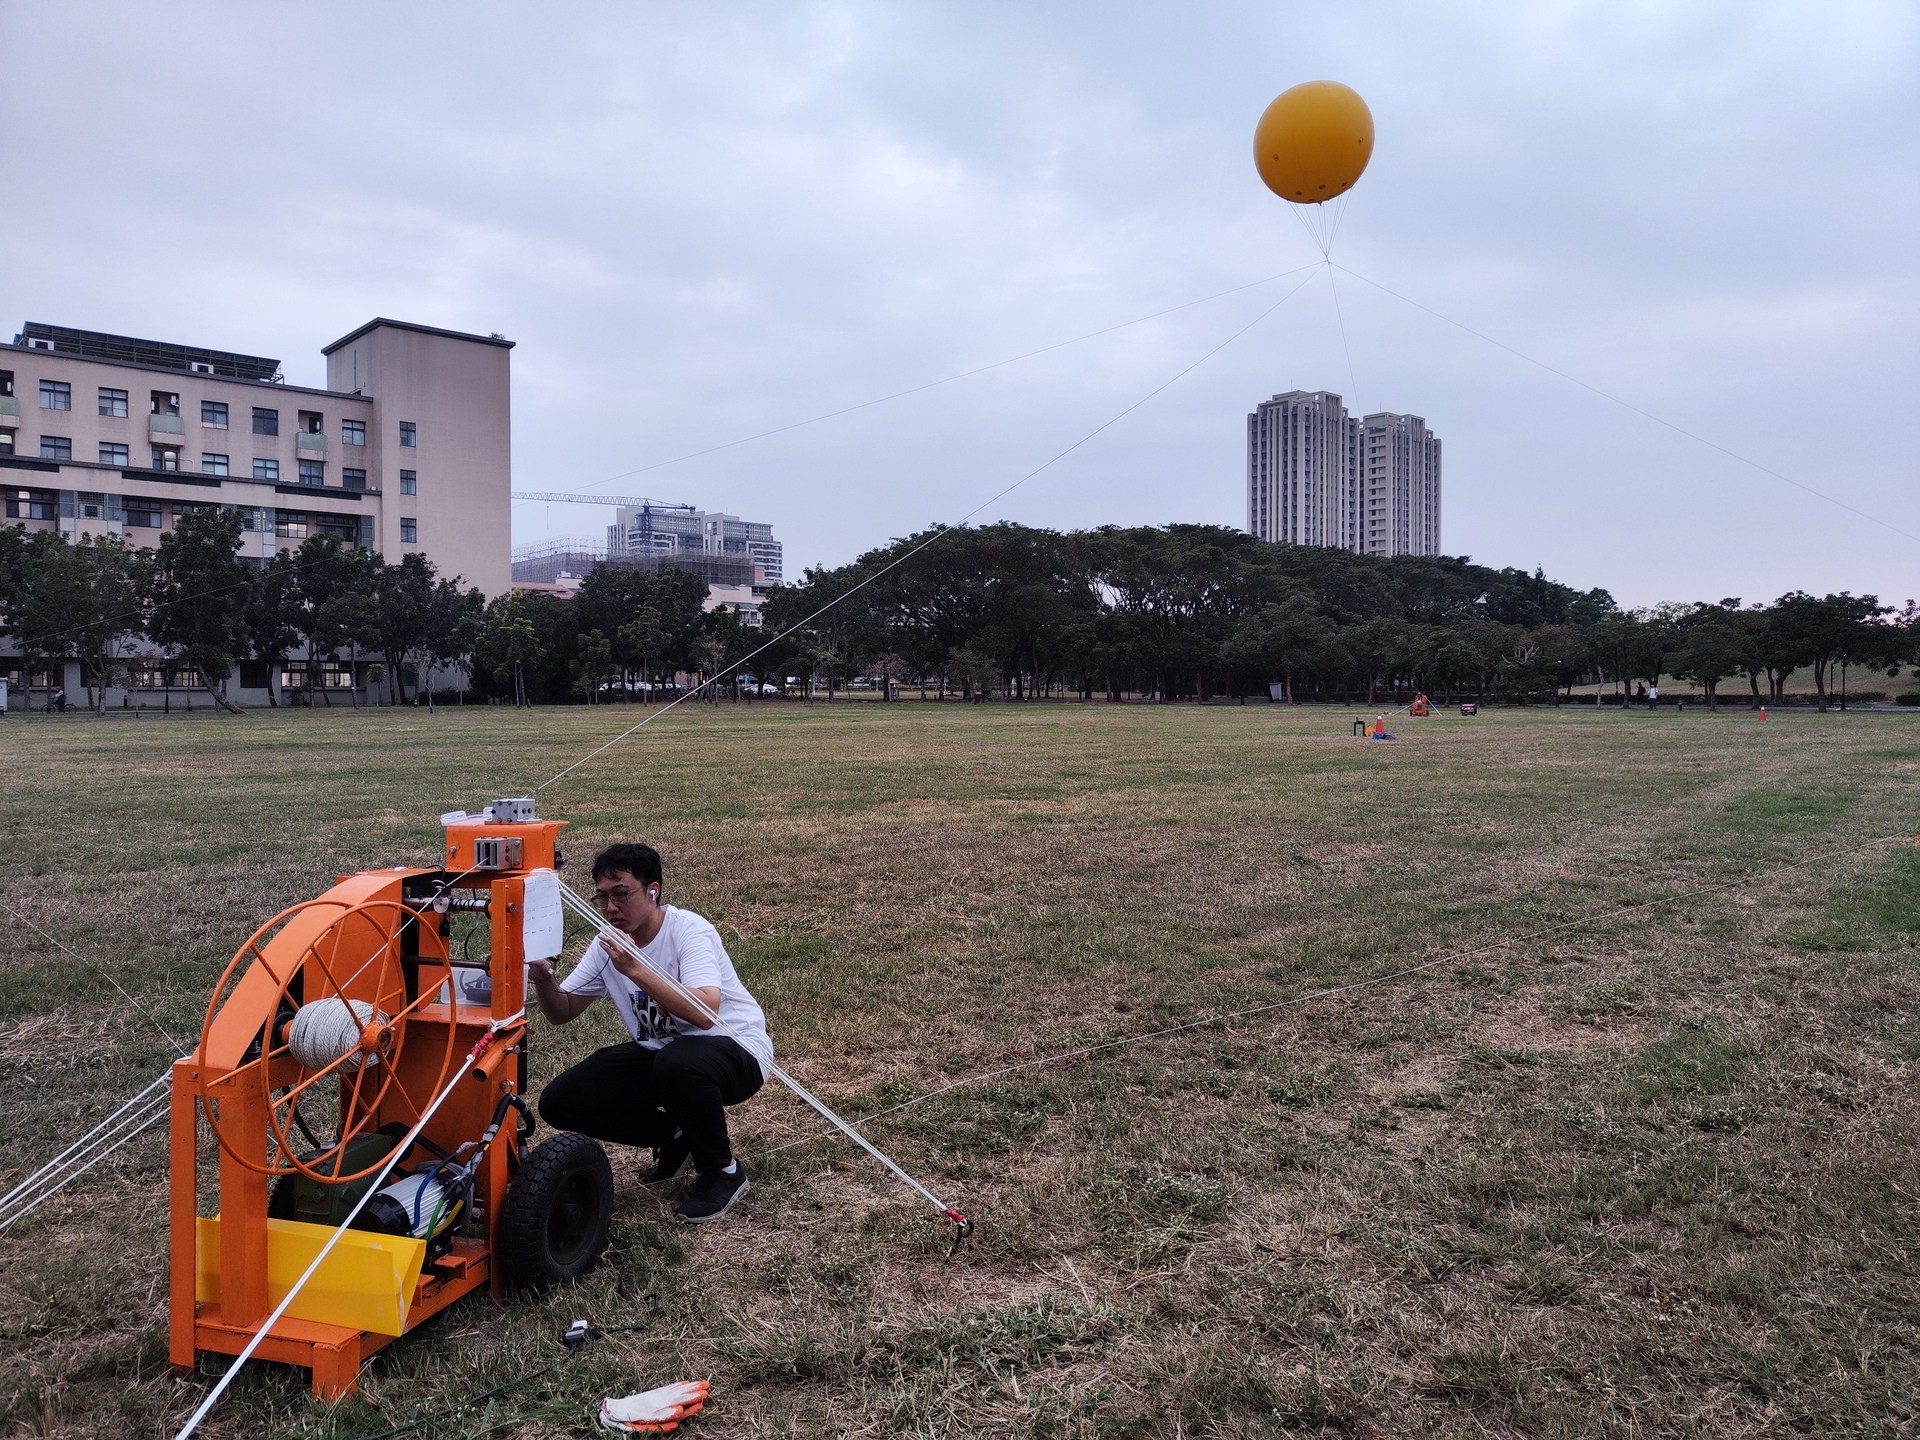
[324,322,512,596]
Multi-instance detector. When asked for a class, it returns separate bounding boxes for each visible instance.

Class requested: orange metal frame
[169,819,563,1398]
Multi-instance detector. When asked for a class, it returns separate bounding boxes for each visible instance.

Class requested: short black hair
[591,842,662,889]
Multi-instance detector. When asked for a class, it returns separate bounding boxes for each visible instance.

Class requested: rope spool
[287,997,388,1072]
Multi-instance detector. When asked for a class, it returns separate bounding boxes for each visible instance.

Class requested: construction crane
[511,491,696,512]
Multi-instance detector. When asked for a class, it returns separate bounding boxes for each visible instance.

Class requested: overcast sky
[5,2,1915,607]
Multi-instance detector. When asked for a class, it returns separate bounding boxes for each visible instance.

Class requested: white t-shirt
[559,906,773,1077]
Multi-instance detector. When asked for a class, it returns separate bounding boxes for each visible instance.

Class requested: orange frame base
[180,1237,492,1398]
[168,841,558,1400]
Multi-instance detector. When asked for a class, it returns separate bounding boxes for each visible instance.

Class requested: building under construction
[511,500,781,625]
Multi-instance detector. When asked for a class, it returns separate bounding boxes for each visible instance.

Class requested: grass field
[2,700,1917,1439]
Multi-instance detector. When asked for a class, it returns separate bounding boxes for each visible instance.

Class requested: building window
[317,512,358,541]
[399,469,417,495]
[98,387,128,418]
[299,410,323,434]
[124,496,163,528]
[40,380,71,411]
[252,407,279,436]
[343,467,366,491]
[275,511,309,539]
[77,492,105,520]
[202,453,229,476]
[298,459,325,486]
[202,400,229,429]
[99,442,130,466]
[151,390,180,416]
[254,458,280,481]
[398,421,416,447]
[400,517,418,543]
[5,487,58,521]
[41,435,71,460]
[0,371,12,397]
[152,447,180,472]
[0,431,12,456]
[283,663,355,691]
[341,419,366,446]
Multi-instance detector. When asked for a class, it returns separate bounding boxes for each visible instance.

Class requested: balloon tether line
[532,272,1320,796]
[1329,260,1920,546]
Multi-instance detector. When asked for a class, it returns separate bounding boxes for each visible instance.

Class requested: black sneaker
[637,1136,692,1186]
[674,1164,749,1224]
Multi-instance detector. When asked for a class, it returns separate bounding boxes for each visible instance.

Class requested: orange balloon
[1253,81,1374,204]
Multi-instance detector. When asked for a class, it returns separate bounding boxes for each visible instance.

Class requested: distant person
[1648,683,1659,710]
[528,843,772,1225]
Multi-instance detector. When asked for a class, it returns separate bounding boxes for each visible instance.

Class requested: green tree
[570,628,616,702]
[288,535,364,705]
[370,552,440,704]
[242,550,304,707]
[9,535,145,712]
[473,591,543,706]
[1670,614,1746,710]
[147,506,253,713]
[1771,591,1888,712]
[1421,629,1483,704]
[419,579,484,708]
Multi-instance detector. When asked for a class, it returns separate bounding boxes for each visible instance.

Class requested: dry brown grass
[1,700,1917,1438]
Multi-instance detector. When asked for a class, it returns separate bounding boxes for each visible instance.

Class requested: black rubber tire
[498,1132,614,1291]
[267,1176,296,1220]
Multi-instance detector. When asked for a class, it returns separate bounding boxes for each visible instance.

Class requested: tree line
[756,523,1915,712]
[3,514,1913,712]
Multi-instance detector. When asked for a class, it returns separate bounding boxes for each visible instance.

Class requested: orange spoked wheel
[197,896,460,1185]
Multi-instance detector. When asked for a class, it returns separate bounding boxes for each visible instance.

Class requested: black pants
[539,1037,764,1175]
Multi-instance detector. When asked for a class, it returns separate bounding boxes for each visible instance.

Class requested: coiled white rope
[287,997,383,1072]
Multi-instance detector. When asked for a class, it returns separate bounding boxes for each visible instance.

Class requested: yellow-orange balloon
[1253,81,1374,204]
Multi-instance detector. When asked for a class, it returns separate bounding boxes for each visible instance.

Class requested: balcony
[295,431,328,454]
[149,412,185,438]
[0,395,18,419]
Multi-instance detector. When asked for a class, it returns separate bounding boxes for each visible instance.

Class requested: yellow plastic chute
[1253,81,1375,205]
[197,1216,427,1337]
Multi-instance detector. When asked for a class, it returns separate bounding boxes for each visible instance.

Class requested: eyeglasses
[592,887,647,908]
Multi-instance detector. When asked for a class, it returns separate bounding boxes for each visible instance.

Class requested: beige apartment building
[1360,411,1441,558]
[0,318,509,705]
[1245,389,1442,559]
[1245,390,1361,550]
[1,317,510,594]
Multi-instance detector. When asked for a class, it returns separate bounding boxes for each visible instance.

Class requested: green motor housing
[266,1127,404,1225]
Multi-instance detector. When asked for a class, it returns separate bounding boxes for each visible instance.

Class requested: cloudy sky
[5,2,1915,606]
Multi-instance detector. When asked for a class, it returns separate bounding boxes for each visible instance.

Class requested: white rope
[173,1016,522,1440]
[553,883,966,1223]
[0,897,186,1053]
[287,997,383,1072]
[750,831,1919,1160]
[0,1094,170,1233]
[532,269,1321,796]
[570,264,1325,495]
[0,1070,171,1217]
[1330,260,1920,547]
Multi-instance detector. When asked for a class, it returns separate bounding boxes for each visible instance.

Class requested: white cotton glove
[599,1379,711,1433]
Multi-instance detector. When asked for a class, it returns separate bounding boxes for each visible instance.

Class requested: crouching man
[528,843,771,1224]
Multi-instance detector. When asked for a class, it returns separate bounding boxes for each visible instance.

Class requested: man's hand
[528,959,592,1025]
[605,947,722,1028]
